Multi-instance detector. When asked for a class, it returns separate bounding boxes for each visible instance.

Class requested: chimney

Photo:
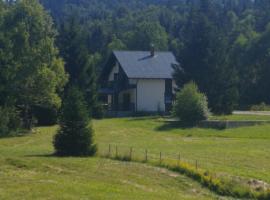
[150,44,155,57]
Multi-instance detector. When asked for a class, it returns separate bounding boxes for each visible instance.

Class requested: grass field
[1,114,269,199]
[0,127,226,199]
[210,114,270,121]
[94,116,270,184]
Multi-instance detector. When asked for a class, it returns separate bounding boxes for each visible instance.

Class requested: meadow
[94,116,270,183]
[1,114,270,199]
[0,126,225,200]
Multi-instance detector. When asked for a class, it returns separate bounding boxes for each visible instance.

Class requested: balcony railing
[100,81,136,94]
[105,103,135,112]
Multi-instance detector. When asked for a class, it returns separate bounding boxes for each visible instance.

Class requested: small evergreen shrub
[54,87,97,156]
[173,82,209,126]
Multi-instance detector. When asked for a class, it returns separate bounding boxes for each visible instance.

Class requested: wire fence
[98,143,212,171]
[97,143,269,180]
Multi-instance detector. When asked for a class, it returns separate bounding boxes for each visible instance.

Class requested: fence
[97,143,266,178]
[98,144,202,170]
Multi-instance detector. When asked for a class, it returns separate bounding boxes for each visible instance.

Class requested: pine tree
[54,87,96,156]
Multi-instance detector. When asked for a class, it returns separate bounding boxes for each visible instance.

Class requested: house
[99,48,178,115]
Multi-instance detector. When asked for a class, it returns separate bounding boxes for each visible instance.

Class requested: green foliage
[32,105,58,126]
[0,106,21,137]
[57,15,101,118]
[130,21,168,50]
[250,103,270,111]
[40,0,270,111]
[54,87,97,156]
[173,82,209,125]
[0,0,68,129]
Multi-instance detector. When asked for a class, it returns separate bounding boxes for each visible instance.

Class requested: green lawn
[210,114,270,121]
[1,114,269,199]
[94,116,270,184]
[0,126,224,200]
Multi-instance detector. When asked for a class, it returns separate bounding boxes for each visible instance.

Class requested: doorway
[123,93,131,111]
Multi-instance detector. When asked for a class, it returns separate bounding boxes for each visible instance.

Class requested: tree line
[40,0,270,114]
[1,0,270,136]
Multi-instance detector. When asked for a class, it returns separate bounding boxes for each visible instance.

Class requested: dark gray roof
[113,50,178,79]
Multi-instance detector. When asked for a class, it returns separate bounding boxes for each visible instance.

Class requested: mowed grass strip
[0,126,224,200]
[210,114,270,121]
[94,116,270,183]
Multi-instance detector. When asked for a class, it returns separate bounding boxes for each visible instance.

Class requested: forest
[1,0,270,134]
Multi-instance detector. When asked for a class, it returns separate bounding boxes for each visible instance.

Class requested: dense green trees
[40,0,270,114]
[2,0,270,133]
[57,15,101,117]
[0,0,68,131]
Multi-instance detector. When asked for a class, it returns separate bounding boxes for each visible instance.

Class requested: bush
[250,102,270,111]
[92,103,104,119]
[0,106,21,137]
[53,87,97,156]
[173,82,209,126]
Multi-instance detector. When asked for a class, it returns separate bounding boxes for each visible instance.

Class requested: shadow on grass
[24,153,97,158]
[126,116,161,121]
[155,121,195,131]
[0,130,31,139]
[24,154,55,158]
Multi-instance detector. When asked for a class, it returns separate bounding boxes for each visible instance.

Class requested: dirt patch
[247,179,270,191]
[154,167,180,178]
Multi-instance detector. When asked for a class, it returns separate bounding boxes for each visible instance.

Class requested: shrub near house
[173,82,209,126]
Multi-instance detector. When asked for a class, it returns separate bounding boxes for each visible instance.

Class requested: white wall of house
[108,62,119,81]
[136,79,165,112]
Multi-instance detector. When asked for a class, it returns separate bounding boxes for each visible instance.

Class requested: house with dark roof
[99,48,178,114]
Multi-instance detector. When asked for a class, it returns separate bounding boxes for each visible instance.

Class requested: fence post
[129,147,133,160]
[160,152,162,165]
[145,149,148,162]
[116,145,118,158]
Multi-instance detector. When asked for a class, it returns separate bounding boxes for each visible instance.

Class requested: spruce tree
[54,87,96,156]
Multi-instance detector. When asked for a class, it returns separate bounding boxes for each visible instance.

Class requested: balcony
[106,103,135,112]
[99,81,136,94]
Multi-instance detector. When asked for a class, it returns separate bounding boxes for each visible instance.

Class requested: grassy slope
[94,116,270,183]
[0,127,222,200]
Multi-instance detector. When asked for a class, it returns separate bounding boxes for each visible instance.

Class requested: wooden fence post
[145,149,148,162]
[129,147,133,160]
